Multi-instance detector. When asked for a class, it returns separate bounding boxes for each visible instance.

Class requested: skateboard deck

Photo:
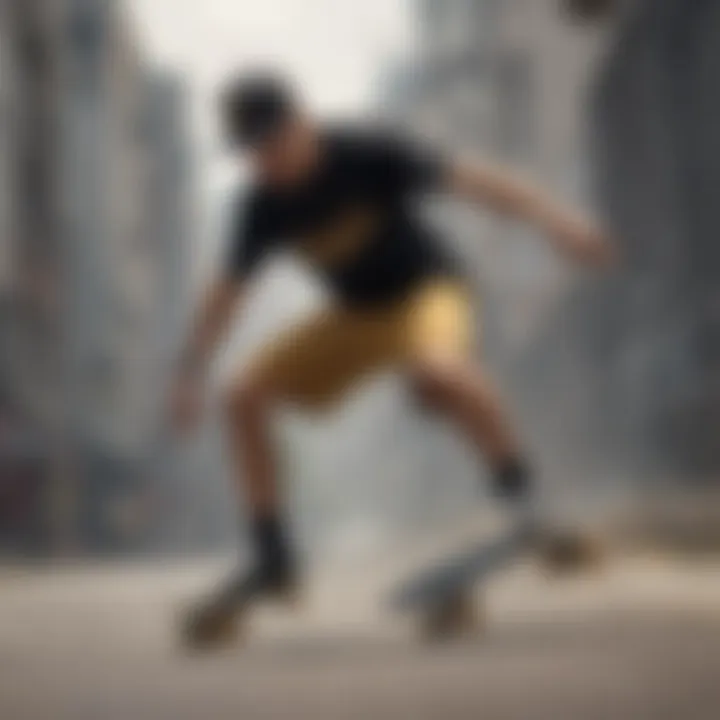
[388,521,534,614]
[386,515,605,640]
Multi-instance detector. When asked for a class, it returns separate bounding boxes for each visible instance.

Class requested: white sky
[129,0,413,196]
[128,0,413,280]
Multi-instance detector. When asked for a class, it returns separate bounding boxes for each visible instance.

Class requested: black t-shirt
[225,127,460,306]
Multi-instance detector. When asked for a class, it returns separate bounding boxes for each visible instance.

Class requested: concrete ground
[1,554,720,719]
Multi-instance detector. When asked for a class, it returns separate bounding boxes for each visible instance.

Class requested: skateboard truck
[420,590,485,642]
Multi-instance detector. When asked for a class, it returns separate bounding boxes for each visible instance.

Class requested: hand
[167,369,204,436]
[553,217,617,269]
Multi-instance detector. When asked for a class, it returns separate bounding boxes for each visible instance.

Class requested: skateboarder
[168,71,613,643]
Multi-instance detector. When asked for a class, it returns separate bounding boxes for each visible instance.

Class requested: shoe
[492,468,531,504]
[181,558,298,649]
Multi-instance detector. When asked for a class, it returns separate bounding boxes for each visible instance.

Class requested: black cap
[220,71,297,148]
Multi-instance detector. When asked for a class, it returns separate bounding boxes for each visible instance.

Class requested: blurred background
[1,1,720,716]
[2,0,719,561]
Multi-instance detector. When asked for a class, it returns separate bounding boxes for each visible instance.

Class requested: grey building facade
[0,0,193,556]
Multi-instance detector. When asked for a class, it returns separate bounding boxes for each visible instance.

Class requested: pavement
[1,554,720,719]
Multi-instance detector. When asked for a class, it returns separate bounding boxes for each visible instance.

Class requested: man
[170,72,612,641]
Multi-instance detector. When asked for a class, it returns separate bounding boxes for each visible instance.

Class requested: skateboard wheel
[279,583,303,610]
[180,603,244,651]
[420,591,484,641]
[539,531,605,575]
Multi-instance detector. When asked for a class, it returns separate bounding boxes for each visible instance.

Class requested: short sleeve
[370,131,448,195]
[223,192,271,280]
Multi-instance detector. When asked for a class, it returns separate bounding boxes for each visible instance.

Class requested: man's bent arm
[179,278,245,378]
[447,161,612,265]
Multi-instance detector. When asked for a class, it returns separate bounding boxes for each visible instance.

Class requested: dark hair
[220,71,297,148]
[562,0,617,22]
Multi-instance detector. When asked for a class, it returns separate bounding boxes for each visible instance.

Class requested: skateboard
[179,528,603,649]
[387,521,604,641]
[387,521,534,641]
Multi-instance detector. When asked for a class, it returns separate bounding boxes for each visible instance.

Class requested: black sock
[492,457,532,500]
[251,514,291,571]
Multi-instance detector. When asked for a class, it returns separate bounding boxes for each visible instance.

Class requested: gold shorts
[242,279,475,411]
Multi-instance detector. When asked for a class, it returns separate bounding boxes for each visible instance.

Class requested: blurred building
[387,1,609,351]
[393,0,720,495]
[584,0,720,486]
[142,73,192,386]
[0,0,193,557]
[0,0,15,296]
[375,2,614,513]
[0,0,66,556]
[137,71,195,550]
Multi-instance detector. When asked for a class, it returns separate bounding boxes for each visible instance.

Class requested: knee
[409,354,462,409]
[225,375,272,424]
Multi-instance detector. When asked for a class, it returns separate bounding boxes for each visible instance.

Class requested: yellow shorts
[243,279,475,411]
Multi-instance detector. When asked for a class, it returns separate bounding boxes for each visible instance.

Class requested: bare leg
[412,354,522,469]
[206,377,296,598]
[226,379,279,516]
[181,379,292,649]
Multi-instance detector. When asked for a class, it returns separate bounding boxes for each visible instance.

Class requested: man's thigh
[240,308,403,411]
[237,279,476,411]
[401,279,476,363]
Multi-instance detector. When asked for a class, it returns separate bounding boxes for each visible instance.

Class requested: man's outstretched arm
[447,161,614,267]
[180,279,244,375]
[169,278,245,432]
